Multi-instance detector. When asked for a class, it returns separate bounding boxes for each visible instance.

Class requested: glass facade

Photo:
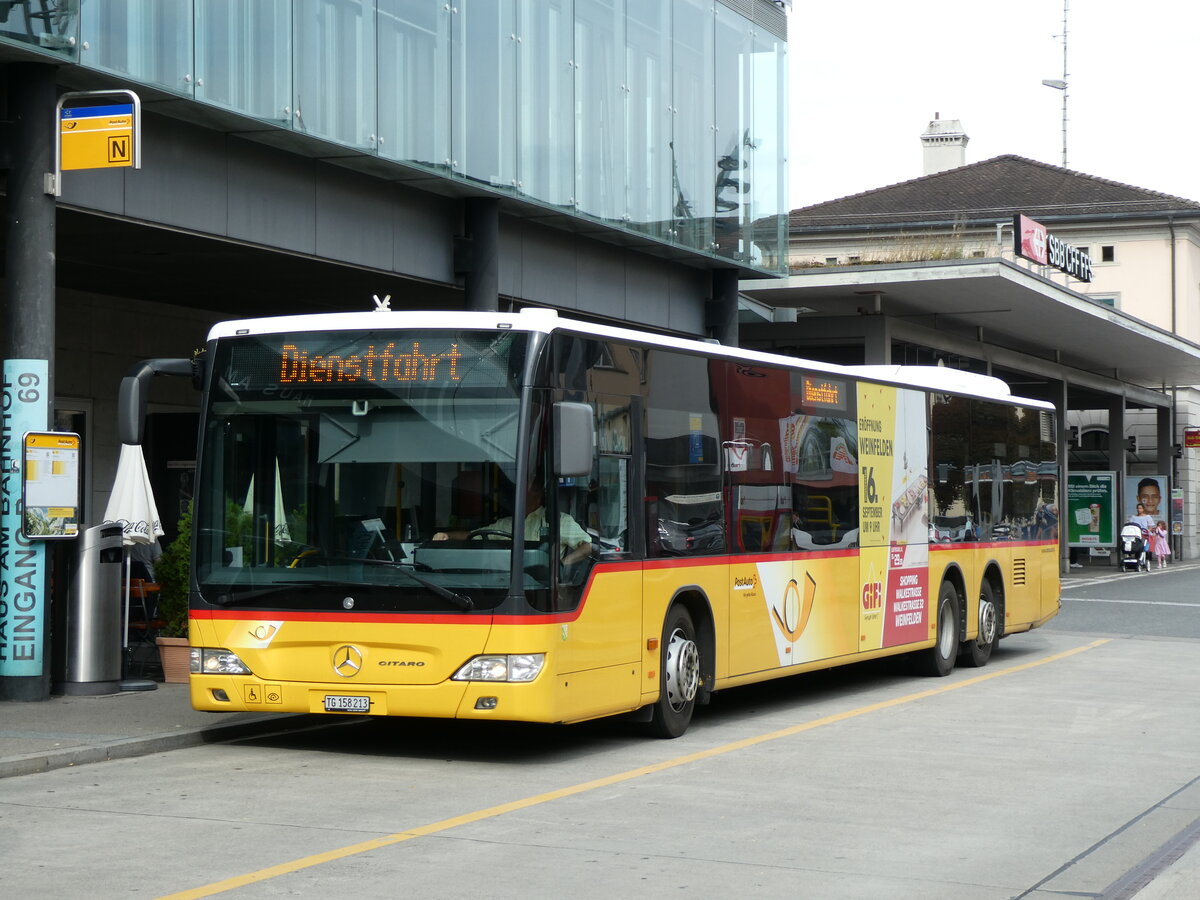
[0,0,78,57]
[7,0,787,274]
[195,0,290,124]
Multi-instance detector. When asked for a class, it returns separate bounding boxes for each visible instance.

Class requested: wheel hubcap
[938,601,955,657]
[978,594,997,645]
[664,627,700,711]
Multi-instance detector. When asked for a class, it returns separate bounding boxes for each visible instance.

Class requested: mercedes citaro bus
[166,306,1059,737]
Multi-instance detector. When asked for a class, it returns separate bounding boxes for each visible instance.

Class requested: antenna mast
[1059,0,1069,166]
[1041,1,1070,166]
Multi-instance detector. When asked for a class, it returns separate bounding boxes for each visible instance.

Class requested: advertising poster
[857,384,929,650]
[1066,472,1115,546]
[0,361,49,678]
[22,431,81,538]
[1172,488,1184,535]
[1125,474,1168,525]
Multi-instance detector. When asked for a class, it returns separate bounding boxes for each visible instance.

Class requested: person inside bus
[432,481,593,565]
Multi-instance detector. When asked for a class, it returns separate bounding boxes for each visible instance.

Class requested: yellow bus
[182,307,1059,737]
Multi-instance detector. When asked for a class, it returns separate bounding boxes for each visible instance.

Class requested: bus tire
[916,582,959,677]
[647,605,701,738]
[959,580,997,668]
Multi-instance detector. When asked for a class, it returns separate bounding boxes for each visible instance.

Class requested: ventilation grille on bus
[1013,557,1027,586]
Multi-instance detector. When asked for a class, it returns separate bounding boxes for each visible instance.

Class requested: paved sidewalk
[0,682,312,779]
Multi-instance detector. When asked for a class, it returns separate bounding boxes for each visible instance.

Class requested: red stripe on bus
[193,542,1050,629]
[931,539,1057,551]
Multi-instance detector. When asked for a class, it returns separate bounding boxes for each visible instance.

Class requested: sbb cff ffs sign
[1014,214,1093,282]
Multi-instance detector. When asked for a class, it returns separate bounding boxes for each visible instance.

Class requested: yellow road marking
[161,639,1110,899]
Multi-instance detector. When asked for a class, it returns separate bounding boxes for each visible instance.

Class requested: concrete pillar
[1156,404,1178,558]
[863,316,891,364]
[1,63,57,701]
[1109,396,1126,513]
[462,198,499,312]
[3,64,56,366]
[1054,380,1069,574]
[707,269,739,347]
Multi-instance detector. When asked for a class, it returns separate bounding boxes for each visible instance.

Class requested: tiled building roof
[790,155,1200,230]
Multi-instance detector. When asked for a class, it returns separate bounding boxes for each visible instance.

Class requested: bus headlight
[452,654,544,683]
[190,648,253,675]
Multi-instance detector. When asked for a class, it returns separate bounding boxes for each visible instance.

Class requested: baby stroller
[1119,523,1149,572]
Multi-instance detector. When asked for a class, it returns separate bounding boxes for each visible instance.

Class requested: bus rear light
[453,654,544,683]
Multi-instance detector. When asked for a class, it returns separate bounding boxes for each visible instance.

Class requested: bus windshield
[195,328,537,612]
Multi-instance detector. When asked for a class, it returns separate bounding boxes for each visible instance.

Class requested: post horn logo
[772,573,816,642]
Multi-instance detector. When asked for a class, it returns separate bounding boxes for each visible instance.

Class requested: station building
[0,0,790,699]
[1,0,789,533]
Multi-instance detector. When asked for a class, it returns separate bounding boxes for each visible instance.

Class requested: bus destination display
[279,341,462,384]
[222,332,517,392]
[802,376,846,411]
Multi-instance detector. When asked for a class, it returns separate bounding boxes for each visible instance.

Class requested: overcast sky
[786,0,1200,210]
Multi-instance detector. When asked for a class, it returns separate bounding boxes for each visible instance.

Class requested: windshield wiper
[393,567,474,611]
[290,556,475,611]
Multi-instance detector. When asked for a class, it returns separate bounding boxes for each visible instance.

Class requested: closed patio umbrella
[102,443,165,662]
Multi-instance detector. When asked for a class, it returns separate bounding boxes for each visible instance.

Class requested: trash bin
[62,523,125,695]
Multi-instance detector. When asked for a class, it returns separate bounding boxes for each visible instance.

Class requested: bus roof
[207,307,1053,410]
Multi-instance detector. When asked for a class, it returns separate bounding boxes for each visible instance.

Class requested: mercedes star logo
[333,645,363,678]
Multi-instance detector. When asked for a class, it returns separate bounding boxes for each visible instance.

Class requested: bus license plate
[324,695,370,713]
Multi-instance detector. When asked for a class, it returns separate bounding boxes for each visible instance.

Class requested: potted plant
[155,504,192,683]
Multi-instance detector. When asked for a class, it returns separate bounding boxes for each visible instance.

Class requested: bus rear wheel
[648,606,700,738]
[916,582,959,677]
[959,580,997,668]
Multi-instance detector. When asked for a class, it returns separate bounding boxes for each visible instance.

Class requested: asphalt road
[1051,563,1200,640]
[4,566,1199,899]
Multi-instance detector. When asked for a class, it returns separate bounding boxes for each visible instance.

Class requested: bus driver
[433,481,593,565]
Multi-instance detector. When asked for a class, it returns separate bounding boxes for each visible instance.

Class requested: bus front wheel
[916,582,960,677]
[648,606,700,738]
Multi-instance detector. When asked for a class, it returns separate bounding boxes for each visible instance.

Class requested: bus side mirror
[554,402,594,477]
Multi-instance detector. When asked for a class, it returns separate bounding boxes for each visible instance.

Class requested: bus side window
[583,400,631,556]
[645,352,722,557]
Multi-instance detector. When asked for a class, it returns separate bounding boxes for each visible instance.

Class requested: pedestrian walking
[1151,521,1171,568]
[1131,502,1156,563]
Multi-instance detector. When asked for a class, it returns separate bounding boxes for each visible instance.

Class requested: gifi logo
[862,580,883,611]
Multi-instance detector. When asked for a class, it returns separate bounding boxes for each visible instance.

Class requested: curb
[0,713,316,780]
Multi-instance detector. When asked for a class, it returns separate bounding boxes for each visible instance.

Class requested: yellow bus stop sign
[60,103,135,170]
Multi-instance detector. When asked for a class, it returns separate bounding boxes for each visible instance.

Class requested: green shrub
[156,503,192,638]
